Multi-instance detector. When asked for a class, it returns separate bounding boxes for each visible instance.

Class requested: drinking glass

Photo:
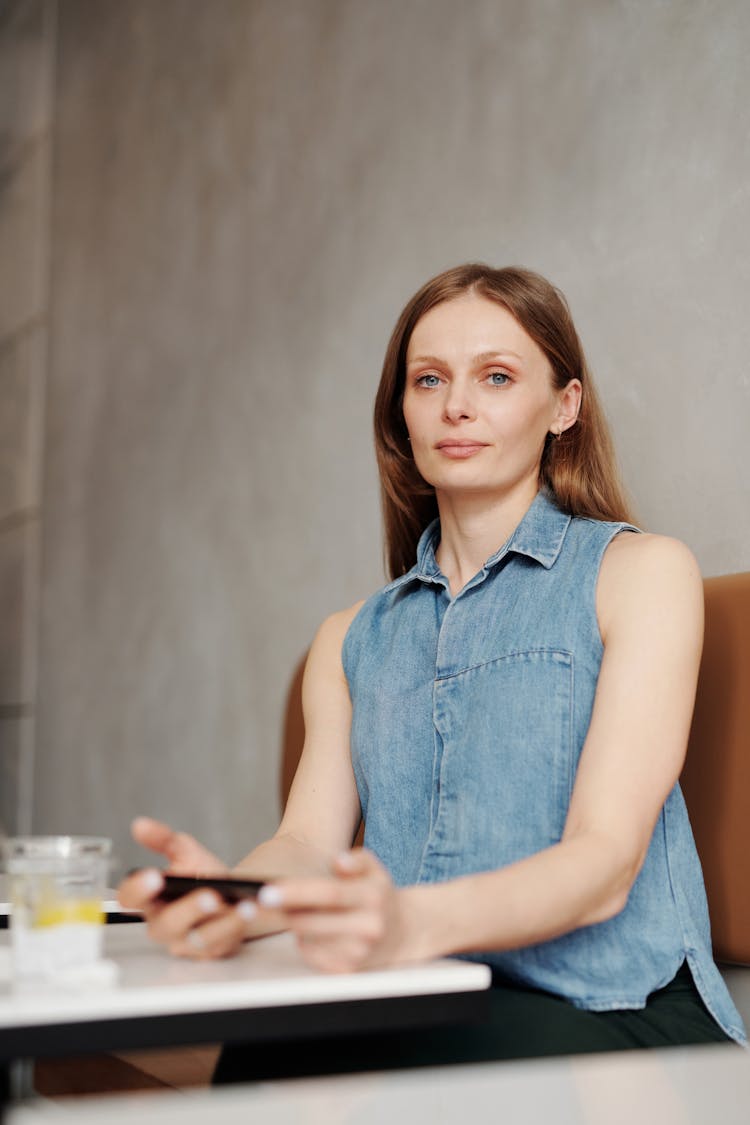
[2,836,111,985]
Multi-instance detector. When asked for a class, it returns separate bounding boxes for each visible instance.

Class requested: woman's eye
[416,373,441,388]
[487,371,510,386]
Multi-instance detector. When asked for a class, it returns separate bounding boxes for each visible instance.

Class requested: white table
[5,1042,750,1124]
[0,924,491,1061]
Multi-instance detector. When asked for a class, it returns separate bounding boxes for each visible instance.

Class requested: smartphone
[129,872,268,904]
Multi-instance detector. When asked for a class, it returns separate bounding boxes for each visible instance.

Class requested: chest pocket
[426,649,575,874]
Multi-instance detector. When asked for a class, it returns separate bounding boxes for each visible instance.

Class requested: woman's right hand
[117,816,257,960]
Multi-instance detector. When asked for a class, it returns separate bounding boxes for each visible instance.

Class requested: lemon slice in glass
[34,899,105,927]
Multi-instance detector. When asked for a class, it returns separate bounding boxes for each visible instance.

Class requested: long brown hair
[374,264,635,579]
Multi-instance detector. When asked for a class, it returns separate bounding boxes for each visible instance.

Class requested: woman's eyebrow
[473,349,523,363]
[406,349,524,366]
[406,353,444,368]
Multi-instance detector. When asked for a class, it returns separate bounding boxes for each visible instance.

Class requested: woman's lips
[435,441,488,459]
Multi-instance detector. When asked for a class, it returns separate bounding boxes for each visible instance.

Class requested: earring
[551,429,562,440]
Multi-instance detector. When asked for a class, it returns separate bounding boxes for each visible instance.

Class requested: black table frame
[0,987,490,1061]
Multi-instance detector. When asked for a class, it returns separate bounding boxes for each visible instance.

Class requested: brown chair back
[681,572,750,964]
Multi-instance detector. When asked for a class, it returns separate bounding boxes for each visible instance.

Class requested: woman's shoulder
[313,601,367,652]
[603,529,700,577]
[597,531,703,642]
[303,601,368,687]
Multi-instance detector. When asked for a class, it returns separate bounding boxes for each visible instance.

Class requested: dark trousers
[213,962,733,1085]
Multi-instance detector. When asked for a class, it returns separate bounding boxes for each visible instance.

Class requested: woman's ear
[553,379,582,436]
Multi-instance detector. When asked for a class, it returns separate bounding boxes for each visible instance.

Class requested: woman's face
[402,292,580,502]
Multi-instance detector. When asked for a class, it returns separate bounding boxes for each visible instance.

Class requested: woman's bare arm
[233,602,364,878]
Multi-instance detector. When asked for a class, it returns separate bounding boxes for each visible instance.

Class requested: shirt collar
[414,489,572,582]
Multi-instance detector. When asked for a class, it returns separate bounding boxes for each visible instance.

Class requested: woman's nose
[442,380,476,423]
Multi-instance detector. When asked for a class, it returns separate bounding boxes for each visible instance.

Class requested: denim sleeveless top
[342,490,745,1043]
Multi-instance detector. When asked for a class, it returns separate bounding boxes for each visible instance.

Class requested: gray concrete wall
[9,0,749,872]
[0,0,55,834]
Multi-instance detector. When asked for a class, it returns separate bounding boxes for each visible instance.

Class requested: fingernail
[236,900,257,921]
[258,885,283,908]
[141,869,163,894]
[198,892,218,913]
[336,851,357,870]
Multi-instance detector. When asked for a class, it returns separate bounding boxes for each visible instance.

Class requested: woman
[120,265,745,1075]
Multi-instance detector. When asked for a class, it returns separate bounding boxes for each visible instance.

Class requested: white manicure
[258,885,283,908]
[236,900,257,921]
[141,869,163,893]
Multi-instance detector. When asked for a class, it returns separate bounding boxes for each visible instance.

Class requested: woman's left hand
[257,849,412,973]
